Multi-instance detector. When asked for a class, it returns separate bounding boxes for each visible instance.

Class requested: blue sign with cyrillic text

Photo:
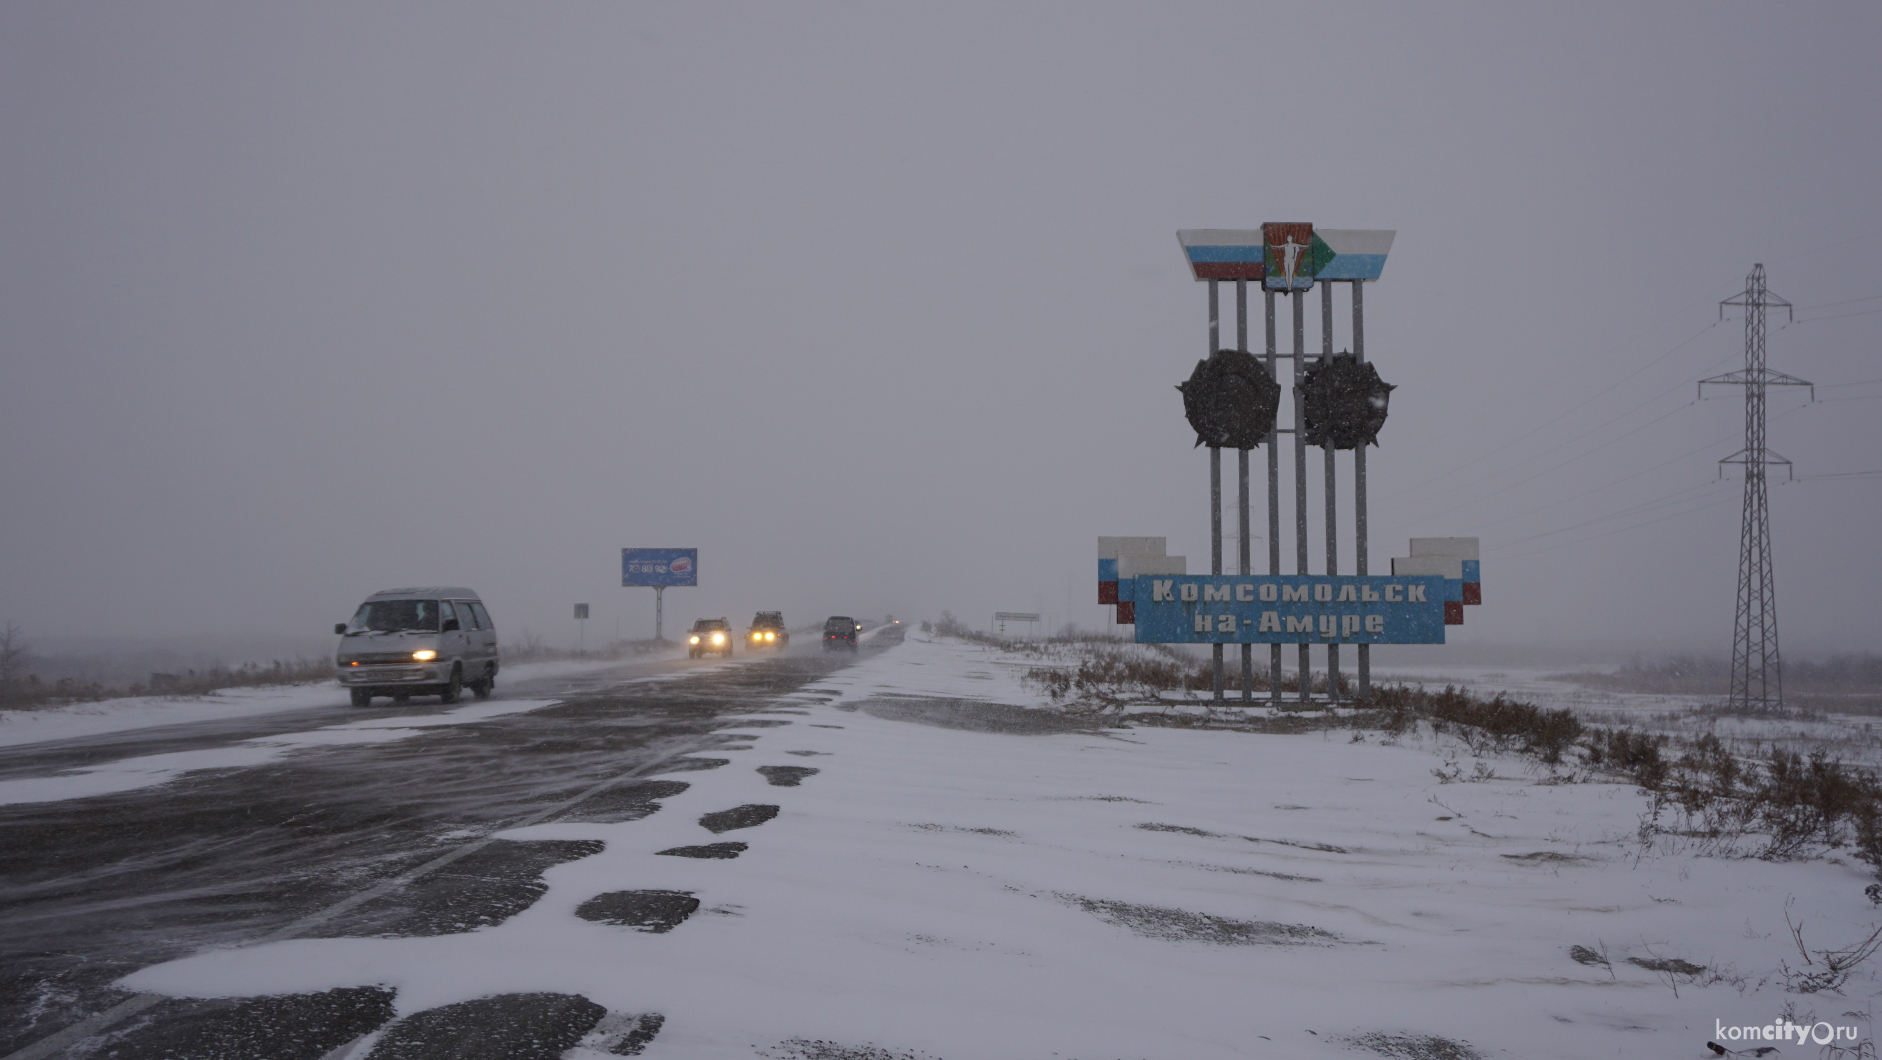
[1131,574,1445,644]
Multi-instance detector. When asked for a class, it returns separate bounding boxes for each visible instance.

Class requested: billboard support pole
[1238,278,1253,702]
[1293,291,1309,703]
[1322,280,1340,702]
[1208,279,1224,701]
[655,586,664,643]
[1353,280,1370,698]
[1265,290,1281,704]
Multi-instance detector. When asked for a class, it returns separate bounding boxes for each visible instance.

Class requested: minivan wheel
[439,668,462,705]
[350,689,372,707]
[470,673,491,700]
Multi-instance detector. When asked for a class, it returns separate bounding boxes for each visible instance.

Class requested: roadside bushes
[1365,683,1584,764]
[1589,726,1882,863]
[1024,647,1189,710]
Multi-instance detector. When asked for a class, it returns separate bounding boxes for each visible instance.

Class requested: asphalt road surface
[0,628,901,1059]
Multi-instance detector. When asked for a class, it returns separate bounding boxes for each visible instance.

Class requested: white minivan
[334,587,499,707]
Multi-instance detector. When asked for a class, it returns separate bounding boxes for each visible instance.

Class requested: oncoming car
[688,618,734,658]
[822,616,858,652]
[335,587,499,707]
[748,611,789,650]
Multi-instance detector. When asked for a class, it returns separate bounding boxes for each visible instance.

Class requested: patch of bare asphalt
[1055,893,1338,946]
[552,779,690,823]
[698,804,780,833]
[79,987,396,1060]
[1344,1031,1483,1060]
[1136,821,1350,853]
[837,696,1097,736]
[784,750,830,757]
[309,839,603,939]
[1500,851,1594,864]
[364,993,604,1060]
[756,765,819,786]
[656,842,747,859]
[574,890,700,933]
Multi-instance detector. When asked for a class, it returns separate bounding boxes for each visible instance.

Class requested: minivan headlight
[711,633,725,644]
[412,650,438,661]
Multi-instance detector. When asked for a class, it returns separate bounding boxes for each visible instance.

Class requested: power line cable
[1770,225,1882,265]
[1376,310,1734,502]
[1795,293,1882,311]
[1796,470,1882,481]
[1489,482,1718,549]
[1488,493,1740,562]
[1403,351,1825,526]
[1788,307,1882,325]
[1469,431,1729,532]
[1390,348,1741,523]
[1408,385,1812,549]
[1382,239,1874,508]
[1478,396,1821,561]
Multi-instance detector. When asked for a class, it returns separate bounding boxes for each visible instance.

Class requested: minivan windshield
[345,599,440,635]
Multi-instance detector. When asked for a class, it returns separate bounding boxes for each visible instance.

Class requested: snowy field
[116,631,1879,1059]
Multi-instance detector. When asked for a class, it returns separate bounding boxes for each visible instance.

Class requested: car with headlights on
[688,618,734,658]
[747,611,789,650]
[335,587,499,707]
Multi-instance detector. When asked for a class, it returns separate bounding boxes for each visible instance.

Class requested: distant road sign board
[1130,574,1445,644]
[574,603,589,620]
[622,548,698,587]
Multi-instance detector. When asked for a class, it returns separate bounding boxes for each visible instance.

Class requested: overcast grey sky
[2,3,1877,659]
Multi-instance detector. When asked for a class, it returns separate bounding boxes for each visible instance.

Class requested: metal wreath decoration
[1300,353,1393,450]
[1177,350,1282,450]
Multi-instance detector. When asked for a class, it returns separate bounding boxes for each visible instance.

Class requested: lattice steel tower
[1701,264,1812,709]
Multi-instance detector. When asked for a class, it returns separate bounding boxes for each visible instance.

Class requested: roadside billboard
[622,548,698,587]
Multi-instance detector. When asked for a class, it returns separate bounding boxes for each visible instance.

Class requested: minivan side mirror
[334,623,346,635]
[442,619,461,632]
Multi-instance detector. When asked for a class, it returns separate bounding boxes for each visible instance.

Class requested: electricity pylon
[1700,264,1812,710]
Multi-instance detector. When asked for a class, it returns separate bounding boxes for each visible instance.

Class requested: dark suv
[748,611,789,650]
[822,616,858,652]
[688,618,734,658]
